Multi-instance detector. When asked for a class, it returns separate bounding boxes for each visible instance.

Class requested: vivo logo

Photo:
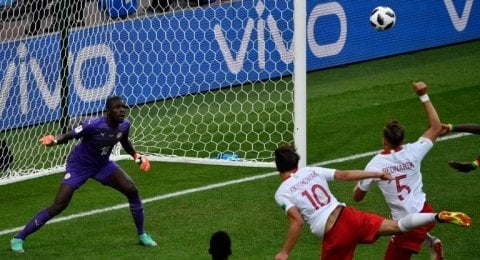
[214,0,475,74]
[214,1,293,74]
[0,43,116,118]
[214,1,347,74]
[444,0,474,32]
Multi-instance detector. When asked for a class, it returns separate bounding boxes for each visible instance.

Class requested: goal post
[0,0,306,185]
[293,0,307,169]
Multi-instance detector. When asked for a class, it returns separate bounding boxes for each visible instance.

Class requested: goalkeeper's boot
[437,211,472,227]
[10,237,24,253]
[138,233,157,247]
[448,161,475,173]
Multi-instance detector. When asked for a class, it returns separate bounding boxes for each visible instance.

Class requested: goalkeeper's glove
[39,135,57,147]
[134,153,150,172]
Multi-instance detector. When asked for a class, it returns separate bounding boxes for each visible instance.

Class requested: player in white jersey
[274,144,471,260]
[353,82,445,259]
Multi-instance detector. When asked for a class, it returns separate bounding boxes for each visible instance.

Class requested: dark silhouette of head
[209,231,231,260]
[383,120,405,148]
[275,143,299,173]
[105,96,126,125]
[105,96,125,111]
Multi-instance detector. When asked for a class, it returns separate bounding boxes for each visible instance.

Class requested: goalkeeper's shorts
[63,161,120,189]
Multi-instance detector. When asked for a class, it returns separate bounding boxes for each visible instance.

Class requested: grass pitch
[0,40,479,259]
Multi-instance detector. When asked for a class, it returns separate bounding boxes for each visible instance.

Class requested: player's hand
[39,135,56,147]
[275,252,288,260]
[448,161,475,173]
[412,81,427,96]
[439,123,452,137]
[134,153,150,172]
[378,171,394,181]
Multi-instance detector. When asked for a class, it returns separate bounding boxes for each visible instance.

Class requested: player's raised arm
[412,82,442,142]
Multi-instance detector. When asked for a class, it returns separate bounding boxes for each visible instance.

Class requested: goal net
[0,0,299,185]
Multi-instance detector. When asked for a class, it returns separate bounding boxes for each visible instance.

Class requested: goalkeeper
[10,96,156,253]
[441,123,480,173]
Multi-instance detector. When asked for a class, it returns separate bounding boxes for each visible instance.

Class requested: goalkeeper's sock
[16,209,52,240]
[129,197,145,235]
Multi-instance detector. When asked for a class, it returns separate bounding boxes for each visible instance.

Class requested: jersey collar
[380,146,403,154]
[282,168,298,181]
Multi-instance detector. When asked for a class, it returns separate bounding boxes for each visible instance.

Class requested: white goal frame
[0,0,306,185]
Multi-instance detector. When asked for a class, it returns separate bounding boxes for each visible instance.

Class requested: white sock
[398,213,436,232]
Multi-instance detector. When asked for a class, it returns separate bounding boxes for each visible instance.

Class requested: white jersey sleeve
[408,136,433,162]
[356,176,376,192]
[356,161,382,191]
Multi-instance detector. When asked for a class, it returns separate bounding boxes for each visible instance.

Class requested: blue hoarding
[0,0,479,130]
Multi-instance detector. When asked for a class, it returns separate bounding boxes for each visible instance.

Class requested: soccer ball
[370,6,396,31]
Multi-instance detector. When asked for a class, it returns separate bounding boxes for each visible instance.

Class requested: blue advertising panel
[307,0,480,69]
[0,0,479,130]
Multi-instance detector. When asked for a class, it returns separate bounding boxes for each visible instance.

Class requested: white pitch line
[0,133,470,236]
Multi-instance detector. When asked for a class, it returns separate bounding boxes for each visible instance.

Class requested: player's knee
[379,219,402,235]
[48,202,69,216]
[124,185,139,199]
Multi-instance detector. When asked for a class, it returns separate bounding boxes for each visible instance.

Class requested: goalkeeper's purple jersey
[66,117,131,168]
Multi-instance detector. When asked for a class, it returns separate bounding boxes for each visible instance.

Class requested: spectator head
[209,230,231,260]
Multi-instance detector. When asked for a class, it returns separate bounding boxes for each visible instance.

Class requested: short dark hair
[383,120,404,148]
[209,231,231,260]
[105,96,124,110]
[274,143,300,172]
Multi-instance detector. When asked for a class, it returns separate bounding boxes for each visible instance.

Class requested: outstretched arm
[334,169,392,181]
[412,82,442,142]
[275,207,304,260]
[39,132,75,147]
[344,169,390,202]
[443,123,480,135]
